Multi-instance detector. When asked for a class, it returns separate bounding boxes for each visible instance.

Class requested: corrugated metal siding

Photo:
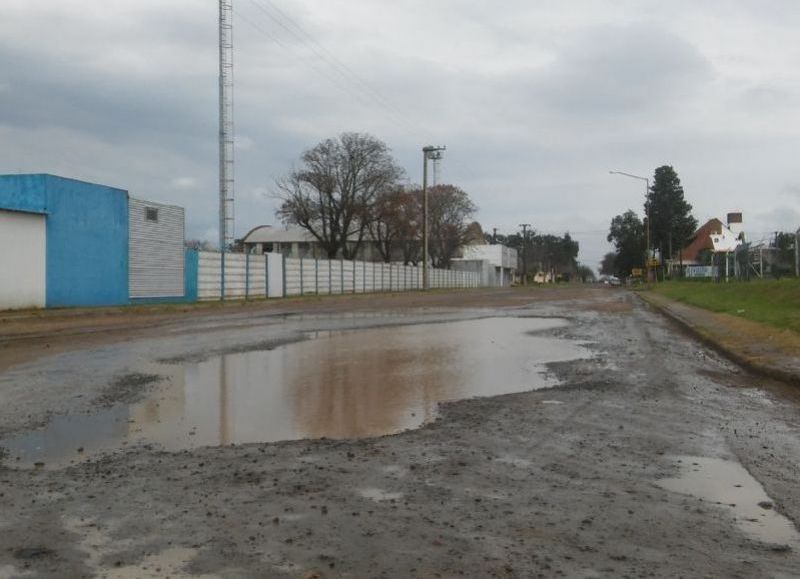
[129,198,185,298]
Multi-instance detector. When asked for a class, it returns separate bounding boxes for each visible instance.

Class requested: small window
[145,207,159,222]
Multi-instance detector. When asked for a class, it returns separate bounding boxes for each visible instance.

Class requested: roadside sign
[631,268,644,277]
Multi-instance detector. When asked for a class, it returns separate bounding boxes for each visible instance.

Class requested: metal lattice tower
[218,0,234,250]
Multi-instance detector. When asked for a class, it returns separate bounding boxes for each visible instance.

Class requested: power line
[233,6,387,116]
[252,0,412,125]
[240,0,415,133]
[234,0,483,183]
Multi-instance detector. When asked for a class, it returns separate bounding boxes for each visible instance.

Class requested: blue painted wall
[184,249,199,302]
[0,174,129,307]
[0,174,47,214]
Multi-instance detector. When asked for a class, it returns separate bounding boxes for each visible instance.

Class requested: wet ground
[3,317,590,468]
[1,287,799,578]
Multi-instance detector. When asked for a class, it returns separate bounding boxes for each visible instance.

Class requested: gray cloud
[1,0,798,269]
[534,25,712,116]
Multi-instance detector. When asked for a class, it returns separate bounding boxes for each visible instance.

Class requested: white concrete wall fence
[198,252,285,300]
[196,251,479,301]
[0,210,46,309]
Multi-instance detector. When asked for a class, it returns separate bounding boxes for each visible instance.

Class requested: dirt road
[1,288,799,578]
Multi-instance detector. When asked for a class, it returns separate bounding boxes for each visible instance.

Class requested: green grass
[651,278,800,334]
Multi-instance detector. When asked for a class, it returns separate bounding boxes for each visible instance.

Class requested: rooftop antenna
[218,0,235,251]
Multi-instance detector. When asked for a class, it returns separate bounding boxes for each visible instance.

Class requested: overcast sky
[2,0,799,269]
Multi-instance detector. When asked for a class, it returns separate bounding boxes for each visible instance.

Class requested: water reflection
[657,455,800,548]
[2,317,589,467]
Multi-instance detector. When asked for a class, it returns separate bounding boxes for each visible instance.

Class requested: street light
[519,223,531,285]
[422,145,446,290]
[609,170,652,281]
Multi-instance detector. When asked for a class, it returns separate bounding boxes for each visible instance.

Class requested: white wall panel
[0,210,45,309]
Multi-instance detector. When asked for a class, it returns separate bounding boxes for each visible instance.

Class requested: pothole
[657,455,800,549]
[2,317,591,468]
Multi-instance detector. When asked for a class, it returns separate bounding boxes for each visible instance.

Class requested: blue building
[0,174,186,309]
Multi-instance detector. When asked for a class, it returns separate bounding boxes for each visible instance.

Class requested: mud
[92,373,162,408]
[1,288,799,578]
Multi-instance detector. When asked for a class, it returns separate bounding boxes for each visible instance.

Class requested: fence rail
[195,252,479,301]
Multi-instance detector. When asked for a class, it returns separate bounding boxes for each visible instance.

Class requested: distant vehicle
[600,275,622,287]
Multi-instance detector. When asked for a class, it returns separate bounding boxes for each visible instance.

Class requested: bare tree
[368,186,422,264]
[427,184,478,268]
[276,133,404,259]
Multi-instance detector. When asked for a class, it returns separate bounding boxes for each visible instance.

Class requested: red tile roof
[677,218,724,263]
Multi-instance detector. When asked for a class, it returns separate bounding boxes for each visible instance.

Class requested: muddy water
[657,456,800,548]
[2,317,590,467]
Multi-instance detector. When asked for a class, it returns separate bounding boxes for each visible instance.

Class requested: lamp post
[519,223,531,285]
[610,170,652,281]
[422,145,446,290]
[795,227,799,278]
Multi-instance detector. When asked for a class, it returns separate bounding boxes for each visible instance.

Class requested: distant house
[241,225,396,262]
[670,212,744,278]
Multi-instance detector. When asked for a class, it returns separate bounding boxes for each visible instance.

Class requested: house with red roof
[668,213,744,277]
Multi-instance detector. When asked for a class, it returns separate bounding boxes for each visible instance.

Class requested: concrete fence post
[265,254,269,298]
[315,258,319,295]
[245,252,250,300]
[328,259,333,295]
[281,254,287,297]
[220,251,225,302]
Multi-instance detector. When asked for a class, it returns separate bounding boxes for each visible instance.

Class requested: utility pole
[219,0,234,252]
[519,223,531,285]
[610,171,651,281]
[795,227,799,278]
[422,145,446,290]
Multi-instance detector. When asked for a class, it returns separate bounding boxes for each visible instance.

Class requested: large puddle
[2,317,590,468]
[657,456,800,549]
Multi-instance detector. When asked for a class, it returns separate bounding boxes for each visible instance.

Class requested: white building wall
[710,223,741,253]
[462,244,518,269]
[0,210,46,309]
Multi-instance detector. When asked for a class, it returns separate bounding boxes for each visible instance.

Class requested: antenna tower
[218,0,234,250]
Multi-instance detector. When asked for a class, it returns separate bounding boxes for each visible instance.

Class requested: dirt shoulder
[639,290,800,385]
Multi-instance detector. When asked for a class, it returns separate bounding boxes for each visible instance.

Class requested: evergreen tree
[646,166,697,264]
[607,210,646,278]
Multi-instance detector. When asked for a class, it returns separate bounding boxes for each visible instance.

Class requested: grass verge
[650,278,800,334]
